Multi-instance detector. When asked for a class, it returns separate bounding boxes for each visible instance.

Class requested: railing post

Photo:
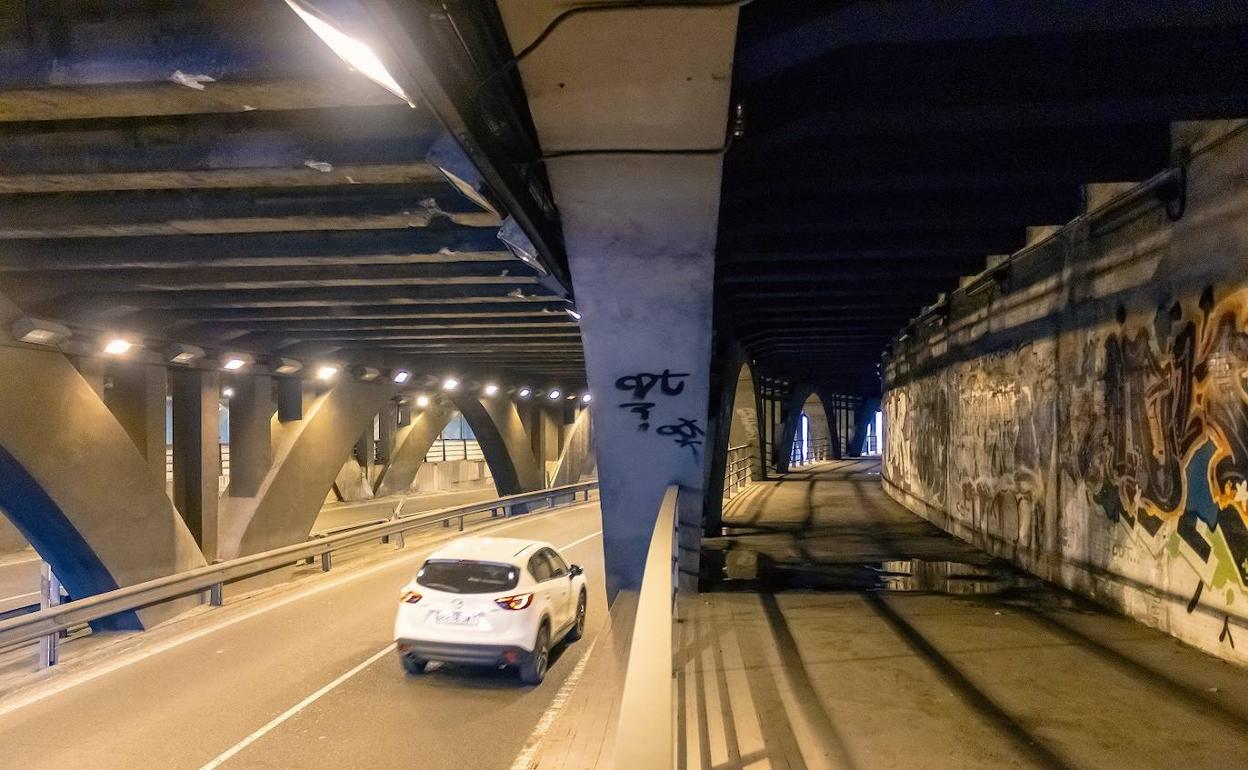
[209,582,224,607]
[321,552,332,572]
[458,515,464,532]
[38,562,60,669]
[394,531,406,549]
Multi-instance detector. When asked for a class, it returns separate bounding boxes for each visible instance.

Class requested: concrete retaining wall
[882,121,1248,665]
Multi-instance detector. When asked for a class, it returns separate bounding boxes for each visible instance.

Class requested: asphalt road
[0,502,607,769]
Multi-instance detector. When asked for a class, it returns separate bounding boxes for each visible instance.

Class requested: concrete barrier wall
[882,121,1248,665]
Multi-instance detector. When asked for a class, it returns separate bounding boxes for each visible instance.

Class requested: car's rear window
[416,560,519,594]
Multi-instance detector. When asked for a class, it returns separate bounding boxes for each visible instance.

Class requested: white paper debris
[304,160,334,173]
[169,70,215,90]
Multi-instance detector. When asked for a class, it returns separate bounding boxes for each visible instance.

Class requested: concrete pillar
[376,401,397,464]
[848,396,882,457]
[375,403,453,496]
[702,339,747,536]
[0,346,205,629]
[815,386,844,460]
[221,379,396,557]
[276,377,303,422]
[538,403,561,474]
[454,394,543,496]
[771,387,812,473]
[555,157,720,598]
[227,375,272,498]
[106,363,167,483]
[74,356,106,400]
[494,0,738,597]
[171,368,220,559]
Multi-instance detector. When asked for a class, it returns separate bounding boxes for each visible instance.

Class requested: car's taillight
[494,593,533,610]
[400,590,422,604]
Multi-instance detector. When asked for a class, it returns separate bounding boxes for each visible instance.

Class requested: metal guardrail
[0,481,598,653]
[724,444,754,499]
[614,483,679,769]
[790,437,832,468]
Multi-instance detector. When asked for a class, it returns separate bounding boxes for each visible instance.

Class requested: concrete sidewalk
[680,460,1248,769]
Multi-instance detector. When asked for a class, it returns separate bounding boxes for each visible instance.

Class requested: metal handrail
[614,483,679,769]
[723,444,757,500]
[0,481,598,651]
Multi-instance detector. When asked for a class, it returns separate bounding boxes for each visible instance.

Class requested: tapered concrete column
[496,0,738,597]
[221,379,396,557]
[815,386,844,460]
[227,374,272,498]
[554,157,721,598]
[772,386,813,473]
[276,377,304,422]
[171,369,221,559]
[848,396,882,457]
[375,402,453,496]
[106,363,167,483]
[703,340,748,536]
[376,402,397,464]
[0,346,205,629]
[453,395,543,496]
[73,356,106,399]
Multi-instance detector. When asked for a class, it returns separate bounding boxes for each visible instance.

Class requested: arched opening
[726,360,764,484]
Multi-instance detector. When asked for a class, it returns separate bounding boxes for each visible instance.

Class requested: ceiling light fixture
[102,337,133,356]
[273,358,303,375]
[222,353,253,371]
[11,317,70,347]
[284,0,410,103]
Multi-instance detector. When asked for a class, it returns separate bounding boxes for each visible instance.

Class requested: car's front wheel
[400,654,427,675]
[519,625,550,685]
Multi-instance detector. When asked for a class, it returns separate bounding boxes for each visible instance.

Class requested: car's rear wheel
[567,591,587,642]
[519,625,550,685]
[400,654,427,675]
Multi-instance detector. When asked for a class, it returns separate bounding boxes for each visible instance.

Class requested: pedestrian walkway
[680,459,1248,769]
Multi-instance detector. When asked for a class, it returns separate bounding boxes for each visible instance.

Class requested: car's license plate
[435,611,480,626]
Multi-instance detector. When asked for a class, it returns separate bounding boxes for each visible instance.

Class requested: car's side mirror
[569,564,584,578]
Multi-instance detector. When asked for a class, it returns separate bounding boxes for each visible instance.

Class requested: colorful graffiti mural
[1068,288,1248,632]
[884,287,1248,658]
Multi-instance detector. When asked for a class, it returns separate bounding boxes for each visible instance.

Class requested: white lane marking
[510,638,597,770]
[0,502,600,718]
[558,530,602,552]
[198,642,398,770]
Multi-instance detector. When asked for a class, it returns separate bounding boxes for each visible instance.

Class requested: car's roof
[426,536,552,565]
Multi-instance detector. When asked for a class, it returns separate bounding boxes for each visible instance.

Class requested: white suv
[394,537,588,684]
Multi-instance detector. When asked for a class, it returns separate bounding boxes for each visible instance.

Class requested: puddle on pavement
[701,548,1042,595]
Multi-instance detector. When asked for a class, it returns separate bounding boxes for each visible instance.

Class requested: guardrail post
[321,552,332,572]
[209,582,224,607]
[38,562,60,669]
[394,531,406,549]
